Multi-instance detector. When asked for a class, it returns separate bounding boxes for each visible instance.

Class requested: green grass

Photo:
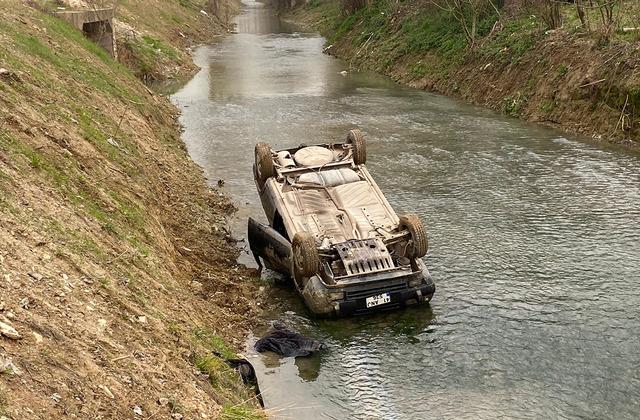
[400,8,468,60]
[503,92,528,116]
[0,13,143,106]
[142,35,179,60]
[220,404,264,420]
[557,63,569,77]
[194,328,237,359]
[192,329,262,415]
[479,15,540,64]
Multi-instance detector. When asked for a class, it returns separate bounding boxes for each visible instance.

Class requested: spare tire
[292,231,320,278]
[347,129,366,165]
[399,213,428,258]
[255,142,275,187]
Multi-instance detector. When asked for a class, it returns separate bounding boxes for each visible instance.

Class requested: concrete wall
[54,8,117,59]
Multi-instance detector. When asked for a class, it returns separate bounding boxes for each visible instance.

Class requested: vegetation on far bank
[290,0,640,147]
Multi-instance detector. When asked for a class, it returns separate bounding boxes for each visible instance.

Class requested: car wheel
[292,232,320,278]
[347,129,366,165]
[399,213,428,258]
[255,142,275,187]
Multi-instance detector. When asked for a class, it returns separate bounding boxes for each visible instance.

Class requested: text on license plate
[366,293,391,308]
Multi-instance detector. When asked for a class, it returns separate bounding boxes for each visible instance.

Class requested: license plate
[366,293,391,308]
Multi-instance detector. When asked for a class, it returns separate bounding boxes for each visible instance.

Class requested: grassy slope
[115,0,241,80]
[0,2,263,419]
[289,0,640,148]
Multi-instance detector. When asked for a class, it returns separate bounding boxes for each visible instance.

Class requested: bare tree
[592,0,623,34]
[341,0,369,15]
[522,0,562,29]
[575,0,589,30]
[432,0,500,47]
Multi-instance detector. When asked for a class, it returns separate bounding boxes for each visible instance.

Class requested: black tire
[399,213,428,258]
[347,129,366,165]
[255,142,275,187]
[292,231,320,278]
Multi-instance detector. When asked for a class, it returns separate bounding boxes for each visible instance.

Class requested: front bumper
[336,280,435,316]
[300,262,435,317]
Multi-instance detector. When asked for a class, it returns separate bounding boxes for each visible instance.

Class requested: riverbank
[0,1,264,418]
[284,0,640,149]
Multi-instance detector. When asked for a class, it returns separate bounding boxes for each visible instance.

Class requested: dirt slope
[0,1,263,419]
[287,0,640,149]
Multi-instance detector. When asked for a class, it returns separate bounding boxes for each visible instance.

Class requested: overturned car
[248,129,435,317]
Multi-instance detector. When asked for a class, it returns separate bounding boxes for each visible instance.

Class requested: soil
[0,1,265,418]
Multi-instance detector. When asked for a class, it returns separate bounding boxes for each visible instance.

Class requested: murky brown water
[171,1,640,418]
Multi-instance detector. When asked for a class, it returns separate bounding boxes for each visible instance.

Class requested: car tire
[255,142,275,187]
[399,213,428,258]
[292,231,320,278]
[347,129,366,165]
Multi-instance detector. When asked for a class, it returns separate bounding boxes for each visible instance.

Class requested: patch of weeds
[220,404,264,420]
[481,16,539,64]
[167,321,181,336]
[74,235,108,261]
[108,191,144,229]
[45,218,109,263]
[401,10,466,60]
[503,92,528,116]
[142,35,179,60]
[0,131,70,187]
[557,64,569,77]
[328,13,359,44]
[194,328,237,359]
[195,354,260,411]
[411,62,427,77]
[541,99,556,113]
[13,32,64,69]
[75,107,138,160]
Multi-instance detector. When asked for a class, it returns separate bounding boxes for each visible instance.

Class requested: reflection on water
[172,1,640,418]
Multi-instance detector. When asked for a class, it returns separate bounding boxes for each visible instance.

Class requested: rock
[171,414,184,420]
[137,316,147,324]
[157,397,169,406]
[0,320,21,339]
[0,67,20,82]
[0,301,4,311]
[28,272,43,281]
[33,331,43,343]
[0,355,21,375]
[4,311,15,320]
[19,297,29,309]
[51,393,61,403]
[133,405,143,416]
[98,385,114,399]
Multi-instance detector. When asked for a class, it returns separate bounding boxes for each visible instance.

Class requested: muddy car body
[248,130,435,317]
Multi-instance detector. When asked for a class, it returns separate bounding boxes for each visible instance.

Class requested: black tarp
[254,322,324,357]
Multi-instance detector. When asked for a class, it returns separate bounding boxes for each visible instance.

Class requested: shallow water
[171,2,640,418]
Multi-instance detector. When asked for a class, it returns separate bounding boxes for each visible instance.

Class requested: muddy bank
[284,0,640,150]
[0,1,264,418]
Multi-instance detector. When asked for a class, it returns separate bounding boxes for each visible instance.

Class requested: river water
[171,2,640,418]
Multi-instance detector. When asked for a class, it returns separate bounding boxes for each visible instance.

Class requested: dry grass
[0,1,264,418]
